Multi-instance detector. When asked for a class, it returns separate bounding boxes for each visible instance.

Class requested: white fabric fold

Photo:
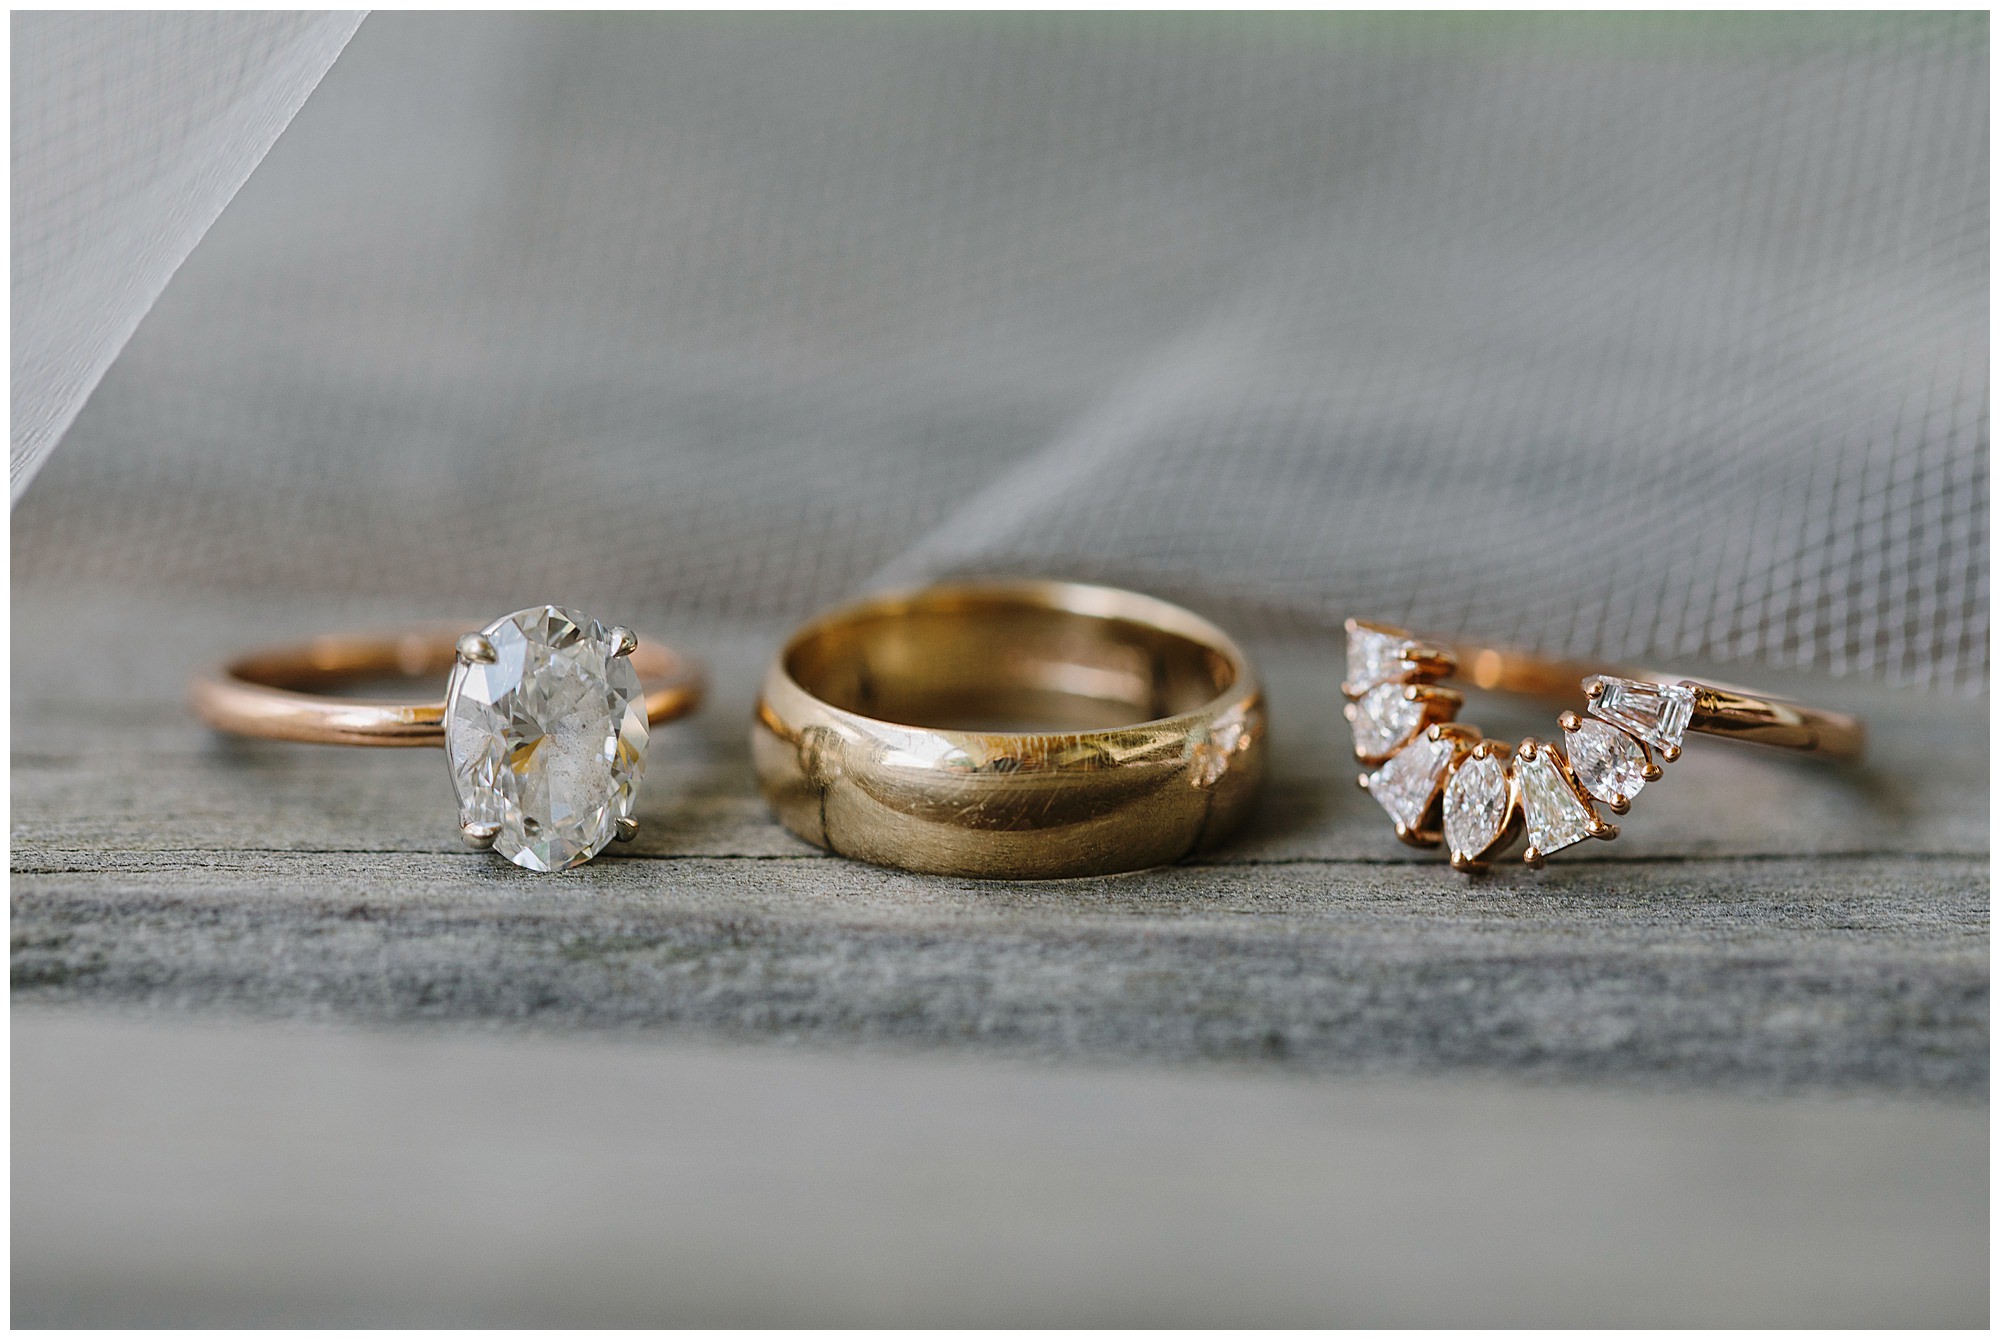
[11,11,364,502]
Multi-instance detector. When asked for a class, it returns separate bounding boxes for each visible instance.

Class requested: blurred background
[11,11,1989,1327]
[14,11,1987,689]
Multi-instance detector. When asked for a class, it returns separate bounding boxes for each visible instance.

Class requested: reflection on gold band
[752,580,1266,879]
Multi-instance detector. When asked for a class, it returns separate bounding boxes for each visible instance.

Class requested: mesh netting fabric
[10,11,362,500]
[13,14,1988,691]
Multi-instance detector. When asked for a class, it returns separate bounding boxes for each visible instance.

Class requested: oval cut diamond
[1443,752,1509,863]
[445,606,647,871]
[1566,718,1648,806]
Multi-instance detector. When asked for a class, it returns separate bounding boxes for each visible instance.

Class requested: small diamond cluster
[1343,620,1696,871]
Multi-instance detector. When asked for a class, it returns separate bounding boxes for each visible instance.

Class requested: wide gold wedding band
[752,580,1266,878]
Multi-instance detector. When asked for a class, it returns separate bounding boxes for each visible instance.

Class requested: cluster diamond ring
[191,606,704,871]
[1343,618,1864,871]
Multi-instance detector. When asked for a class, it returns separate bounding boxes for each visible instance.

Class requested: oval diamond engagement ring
[190,606,704,871]
[1342,618,1864,872]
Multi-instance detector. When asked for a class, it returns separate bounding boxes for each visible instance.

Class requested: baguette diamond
[1587,676,1695,755]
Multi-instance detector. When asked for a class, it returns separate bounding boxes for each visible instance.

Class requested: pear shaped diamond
[1586,676,1695,756]
[1515,744,1600,860]
[1565,718,1648,807]
[444,606,648,872]
[1348,684,1426,759]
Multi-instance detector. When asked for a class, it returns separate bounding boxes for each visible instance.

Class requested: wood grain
[12,587,1989,1095]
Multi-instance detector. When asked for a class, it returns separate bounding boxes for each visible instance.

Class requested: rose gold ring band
[1431,640,1865,759]
[1343,618,1864,872]
[189,624,704,747]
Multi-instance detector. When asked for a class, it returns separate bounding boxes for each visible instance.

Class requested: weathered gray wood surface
[13,587,1989,1095]
[11,586,1989,1327]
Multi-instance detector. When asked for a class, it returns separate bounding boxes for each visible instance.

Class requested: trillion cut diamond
[1443,752,1510,862]
[1349,684,1426,758]
[1515,746,1598,858]
[1364,729,1456,832]
[1565,718,1648,807]
[1345,622,1422,694]
[445,606,648,872]
[1587,676,1695,755]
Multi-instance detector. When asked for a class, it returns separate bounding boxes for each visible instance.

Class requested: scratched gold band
[752,580,1266,879]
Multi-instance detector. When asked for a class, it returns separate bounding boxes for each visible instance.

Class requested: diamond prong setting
[1586,675,1695,756]
[1442,743,1513,870]
[445,606,650,872]
[1513,738,1601,861]
[1361,722,1477,845]
[1343,619,1457,697]
[1563,716,1652,809]
[1348,681,1457,763]
[1344,622,1710,871]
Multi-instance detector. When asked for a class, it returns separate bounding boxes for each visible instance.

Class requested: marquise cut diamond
[1443,752,1509,862]
[445,606,648,872]
[1587,676,1695,755]
[1516,746,1598,858]
[1364,729,1455,832]
[1349,684,1426,758]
